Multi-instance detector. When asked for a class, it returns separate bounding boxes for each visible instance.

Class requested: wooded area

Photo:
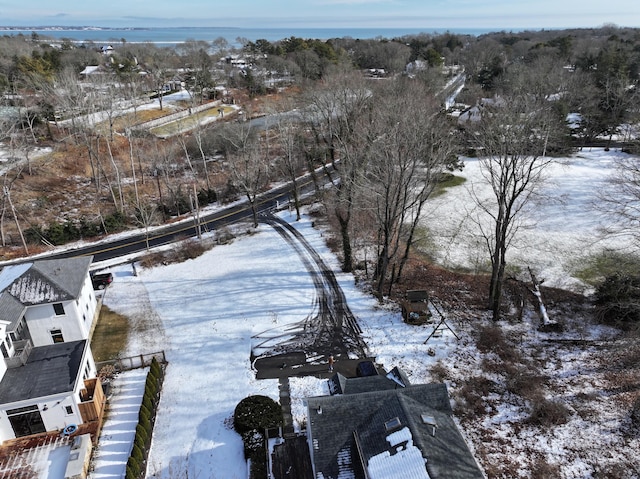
[1,25,640,320]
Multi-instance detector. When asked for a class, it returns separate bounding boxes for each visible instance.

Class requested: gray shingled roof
[0,340,86,405]
[307,383,484,479]
[0,257,92,330]
[328,367,411,396]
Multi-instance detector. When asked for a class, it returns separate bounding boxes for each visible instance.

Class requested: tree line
[1,26,640,321]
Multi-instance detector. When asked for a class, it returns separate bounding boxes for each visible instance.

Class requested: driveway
[252,213,369,378]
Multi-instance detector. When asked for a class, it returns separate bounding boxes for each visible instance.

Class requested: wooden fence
[95,351,166,373]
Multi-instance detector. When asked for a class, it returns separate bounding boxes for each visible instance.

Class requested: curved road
[27,170,329,264]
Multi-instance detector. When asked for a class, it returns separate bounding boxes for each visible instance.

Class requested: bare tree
[305,72,373,271]
[1,168,29,254]
[134,202,159,251]
[266,99,306,220]
[463,64,562,320]
[361,79,459,298]
[216,121,267,227]
[600,155,640,250]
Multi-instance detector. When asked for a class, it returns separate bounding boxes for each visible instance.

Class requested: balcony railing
[4,339,32,369]
[78,378,105,423]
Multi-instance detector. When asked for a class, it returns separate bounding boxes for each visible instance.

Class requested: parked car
[91,272,113,290]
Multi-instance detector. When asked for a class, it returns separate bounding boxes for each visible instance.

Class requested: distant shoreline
[0,25,503,46]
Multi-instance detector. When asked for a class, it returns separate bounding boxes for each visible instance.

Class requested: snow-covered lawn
[88,148,640,479]
[423,148,631,291]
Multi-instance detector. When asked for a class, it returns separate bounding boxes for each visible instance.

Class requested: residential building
[0,257,104,443]
[306,370,484,479]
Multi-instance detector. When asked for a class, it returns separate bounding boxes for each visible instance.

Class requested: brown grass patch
[91,305,129,362]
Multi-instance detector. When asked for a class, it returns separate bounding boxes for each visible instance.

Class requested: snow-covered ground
[82,148,638,479]
[422,148,633,292]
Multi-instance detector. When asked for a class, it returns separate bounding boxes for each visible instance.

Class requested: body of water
[0,26,499,47]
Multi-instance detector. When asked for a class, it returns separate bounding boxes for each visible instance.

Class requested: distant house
[0,257,104,443]
[306,371,484,479]
[79,65,106,77]
[100,45,114,55]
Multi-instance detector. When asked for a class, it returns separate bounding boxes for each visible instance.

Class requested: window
[7,405,45,438]
[65,405,73,415]
[83,314,86,322]
[50,329,64,343]
[53,303,65,316]
[384,417,402,432]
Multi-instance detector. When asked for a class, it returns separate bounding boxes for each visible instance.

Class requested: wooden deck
[271,435,314,479]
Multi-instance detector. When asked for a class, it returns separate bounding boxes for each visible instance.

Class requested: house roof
[306,382,483,479]
[0,340,86,405]
[0,257,92,330]
[79,65,102,75]
[328,366,411,395]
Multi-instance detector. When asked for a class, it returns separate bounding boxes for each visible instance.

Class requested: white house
[0,257,104,443]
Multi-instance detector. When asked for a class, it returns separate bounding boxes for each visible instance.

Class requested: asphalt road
[30,169,330,264]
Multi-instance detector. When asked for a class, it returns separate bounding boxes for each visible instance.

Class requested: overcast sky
[1,0,638,29]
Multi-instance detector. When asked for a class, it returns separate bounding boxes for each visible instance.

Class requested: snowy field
[85,147,639,479]
[422,148,633,292]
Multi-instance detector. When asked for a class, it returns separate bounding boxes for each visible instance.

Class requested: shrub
[527,398,571,426]
[531,456,561,479]
[594,273,640,326]
[197,188,217,206]
[150,357,162,379]
[131,443,144,464]
[145,377,158,398]
[476,324,522,363]
[102,211,127,232]
[631,396,640,427]
[506,368,547,400]
[126,457,140,479]
[455,376,498,419]
[135,424,148,446]
[234,395,283,435]
[142,395,153,412]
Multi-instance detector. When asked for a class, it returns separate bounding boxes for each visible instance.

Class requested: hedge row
[126,357,165,479]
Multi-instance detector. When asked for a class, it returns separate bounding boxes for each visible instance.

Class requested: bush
[150,357,162,379]
[475,324,522,363]
[126,457,140,479]
[531,456,561,479]
[131,443,144,464]
[197,188,218,206]
[135,424,148,446]
[594,273,640,325]
[234,395,283,435]
[527,398,571,426]
[125,365,165,479]
[103,211,127,233]
[506,368,547,400]
[631,396,640,427]
[455,376,498,419]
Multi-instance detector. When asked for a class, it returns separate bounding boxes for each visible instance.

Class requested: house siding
[0,343,93,441]
[24,277,95,347]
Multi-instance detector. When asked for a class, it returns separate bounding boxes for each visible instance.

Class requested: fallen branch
[528,266,551,326]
